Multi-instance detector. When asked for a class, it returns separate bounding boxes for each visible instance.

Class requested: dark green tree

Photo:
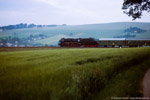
[122,0,150,19]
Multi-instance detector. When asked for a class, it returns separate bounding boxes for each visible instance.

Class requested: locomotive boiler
[59,38,98,47]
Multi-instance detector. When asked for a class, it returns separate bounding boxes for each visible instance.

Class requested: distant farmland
[0,22,150,46]
[0,47,150,100]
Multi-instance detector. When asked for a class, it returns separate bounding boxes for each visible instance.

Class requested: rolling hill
[0,22,150,46]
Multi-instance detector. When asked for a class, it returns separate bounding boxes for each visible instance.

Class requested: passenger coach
[98,38,150,47]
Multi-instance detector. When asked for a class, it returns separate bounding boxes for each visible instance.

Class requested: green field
[0,48,150,100]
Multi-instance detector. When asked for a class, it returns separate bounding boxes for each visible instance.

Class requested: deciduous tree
[122,0,150,19]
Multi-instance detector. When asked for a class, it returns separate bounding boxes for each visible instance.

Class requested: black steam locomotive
[59,38,98,47]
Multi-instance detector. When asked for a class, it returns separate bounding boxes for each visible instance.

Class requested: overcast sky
[0,0,150,26]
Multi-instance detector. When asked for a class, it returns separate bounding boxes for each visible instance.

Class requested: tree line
[0,34,48,47]
[124,26,146,33]
[0,23,67,31]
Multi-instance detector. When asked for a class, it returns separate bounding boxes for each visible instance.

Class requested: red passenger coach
[59,38,98,47]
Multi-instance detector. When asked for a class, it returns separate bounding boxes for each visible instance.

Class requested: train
[59,38,150,47]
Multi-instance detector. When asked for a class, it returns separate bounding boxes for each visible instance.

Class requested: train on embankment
[58,38,150,48]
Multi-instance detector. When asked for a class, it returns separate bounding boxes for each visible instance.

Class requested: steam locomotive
[59,38,150,47]
[59,38,98,47]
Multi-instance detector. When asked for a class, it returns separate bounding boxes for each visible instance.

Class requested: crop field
[0,47,150,100]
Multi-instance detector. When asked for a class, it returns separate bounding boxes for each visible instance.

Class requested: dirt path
[143,68,150,98]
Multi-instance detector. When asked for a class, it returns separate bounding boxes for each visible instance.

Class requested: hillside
[0,22,150,46]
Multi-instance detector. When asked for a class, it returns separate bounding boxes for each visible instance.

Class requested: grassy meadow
[0,47,150,100]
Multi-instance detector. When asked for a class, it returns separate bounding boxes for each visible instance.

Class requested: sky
[0,0,150,26]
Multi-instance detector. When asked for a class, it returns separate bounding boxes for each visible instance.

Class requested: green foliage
[122,0,150,19]
[124,27,146,33]
[115,33,136,38]
[0,48,150,100]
